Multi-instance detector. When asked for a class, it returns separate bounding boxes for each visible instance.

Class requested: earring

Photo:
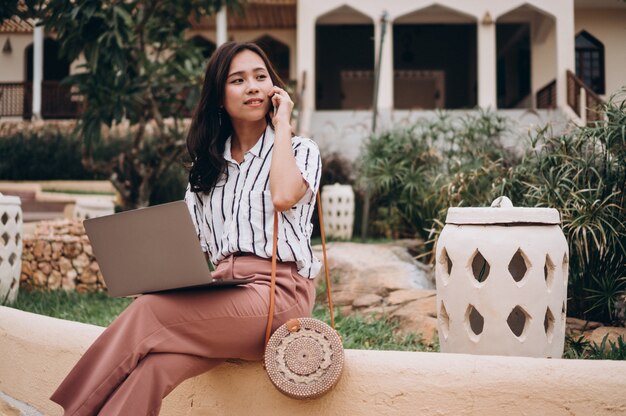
[218,108,222,126]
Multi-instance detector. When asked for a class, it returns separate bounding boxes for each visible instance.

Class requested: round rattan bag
[264,317,344,399]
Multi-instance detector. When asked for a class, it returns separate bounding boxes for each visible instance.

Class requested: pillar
[32,22,43,120]
[216,7,227,46]
[477,15,497,109]
[555,1,575,110]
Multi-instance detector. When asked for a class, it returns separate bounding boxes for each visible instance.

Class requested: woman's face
[223,49,274,124]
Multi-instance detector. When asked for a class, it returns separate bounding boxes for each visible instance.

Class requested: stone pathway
[0,392,43,416]
[313,241,440,345]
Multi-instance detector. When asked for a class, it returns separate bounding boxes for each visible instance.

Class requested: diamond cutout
[439,302,450,339]
[1,232,9,246]
[8,253,16,266]
[465,304,484,337]
[507,305,530,339]
[439,247,453,281]
[0,256,3,266]
[1,212,8,225]
[15,212,20,222]
[544,307,555,342]
[508,249,530,283]
[544,254,555,289]
[562,253,569,288]
[15,233,20,245]
[471,250,490,283]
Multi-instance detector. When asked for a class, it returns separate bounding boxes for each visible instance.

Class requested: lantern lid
[445,196,560,225]
[0,193,21,206]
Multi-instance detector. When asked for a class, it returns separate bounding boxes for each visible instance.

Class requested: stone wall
[20,220,105,293]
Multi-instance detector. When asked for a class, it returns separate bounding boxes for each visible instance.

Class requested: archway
[575,30,604,95]
[23,37,74,118]
[315,5,375,110]
[254,35,290,82]
[24,38,70,82]
[497,4,556,109]
[394,5,478,110]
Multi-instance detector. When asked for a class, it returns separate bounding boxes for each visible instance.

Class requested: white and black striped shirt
[184,126,322,279]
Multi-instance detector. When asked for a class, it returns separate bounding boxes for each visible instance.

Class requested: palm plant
[514,91,625,323]
[358,110,511,255]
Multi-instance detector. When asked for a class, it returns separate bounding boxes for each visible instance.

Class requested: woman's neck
[231,119,267,155]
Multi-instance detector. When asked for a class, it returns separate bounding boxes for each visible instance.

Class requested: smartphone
[273,86,278,114]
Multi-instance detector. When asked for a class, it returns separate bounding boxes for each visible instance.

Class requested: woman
[50,41,322,415]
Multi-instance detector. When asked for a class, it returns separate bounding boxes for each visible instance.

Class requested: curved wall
[1,306,625,415]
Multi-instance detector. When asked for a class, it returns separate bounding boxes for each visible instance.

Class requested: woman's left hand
[269,86,294,129]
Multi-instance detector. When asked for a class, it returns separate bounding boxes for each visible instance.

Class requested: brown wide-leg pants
[50,255,316,416]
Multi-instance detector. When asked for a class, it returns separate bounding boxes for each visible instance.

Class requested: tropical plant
[2,0,242,210]
[512,91,625,323]
[358,110,512,249]
[564,334,626,360]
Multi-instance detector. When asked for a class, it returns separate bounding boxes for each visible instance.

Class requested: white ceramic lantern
[321,184,355,240]
[73,198,115,221]
[0,193,23,304]
[435,197,568,358]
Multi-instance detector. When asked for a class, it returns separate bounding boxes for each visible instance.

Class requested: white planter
[321,184,355,240]
[73,198,115,221]
[435,197,568,358]
[0,193,23,304]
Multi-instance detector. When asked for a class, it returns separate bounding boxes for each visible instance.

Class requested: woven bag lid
[445,196,560,225]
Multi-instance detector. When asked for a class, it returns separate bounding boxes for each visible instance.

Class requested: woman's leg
[98,353,220,416]
[50,256,315,416]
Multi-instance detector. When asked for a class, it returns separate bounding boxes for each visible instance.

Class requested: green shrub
[510,93,625,324]
[0,129,94,180]
[0,127,188,207]
[0,127,131,180]
[149,162,187,206]
[358,110,512,247]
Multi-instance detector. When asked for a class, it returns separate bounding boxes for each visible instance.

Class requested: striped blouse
[184,125,322,279]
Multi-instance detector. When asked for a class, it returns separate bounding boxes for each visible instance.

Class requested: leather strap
[264,191,335,349]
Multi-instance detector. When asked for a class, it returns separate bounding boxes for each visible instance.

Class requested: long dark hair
[186,41,286,193]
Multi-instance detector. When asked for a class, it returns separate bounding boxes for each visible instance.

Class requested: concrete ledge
[1,305,625,415]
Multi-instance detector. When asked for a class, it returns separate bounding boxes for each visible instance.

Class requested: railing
[566,70,604,123]
[536,80,556,109]
[0,81,82,119]
[0,82,27,117]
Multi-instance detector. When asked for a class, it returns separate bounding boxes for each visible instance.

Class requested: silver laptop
[84,200,253,297]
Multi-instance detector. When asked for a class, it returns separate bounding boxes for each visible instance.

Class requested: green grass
[312,304,437,351]
[310,236,395,246]
[6,288,434,351]
[8,290,132,327]
[43,189,116,196]
[11,290,623,359]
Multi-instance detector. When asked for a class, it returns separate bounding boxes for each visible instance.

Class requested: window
[575,31,605,95]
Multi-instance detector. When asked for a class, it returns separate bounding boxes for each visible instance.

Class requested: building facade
[1,0,625,158]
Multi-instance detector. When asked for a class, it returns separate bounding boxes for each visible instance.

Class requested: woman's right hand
[269,86,293,130]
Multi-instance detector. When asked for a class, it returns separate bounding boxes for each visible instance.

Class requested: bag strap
[264,191,335,349]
